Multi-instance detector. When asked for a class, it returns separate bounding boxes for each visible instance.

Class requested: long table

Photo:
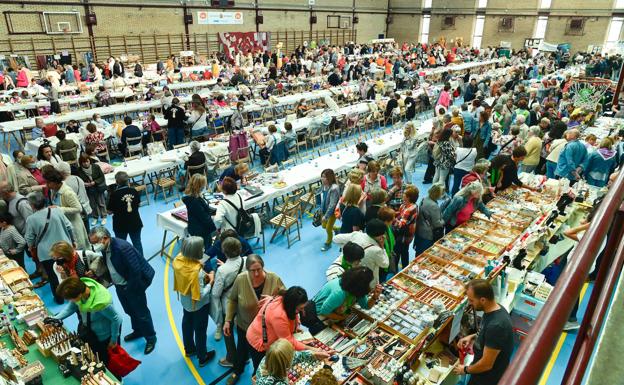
[154,117,434,251]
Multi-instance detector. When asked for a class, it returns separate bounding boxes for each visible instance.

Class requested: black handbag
[312,210,323,227]
[77,312,100,347]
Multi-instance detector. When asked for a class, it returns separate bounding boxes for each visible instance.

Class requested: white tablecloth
[156,117,433,238]
[104,140,228,186]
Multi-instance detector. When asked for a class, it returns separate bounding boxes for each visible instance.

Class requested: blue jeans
[191,126,209,138]
[182,303,210,359]
[451,168,469,196]
[168,127,185,148]
[413,234,434,257]
[115,230,143,258]
[116,284,156,340]
[546,160,557,179]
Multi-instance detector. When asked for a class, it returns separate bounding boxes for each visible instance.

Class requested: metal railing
[499,171,624,385]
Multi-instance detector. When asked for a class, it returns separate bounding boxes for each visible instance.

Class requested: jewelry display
[354,284,407,322]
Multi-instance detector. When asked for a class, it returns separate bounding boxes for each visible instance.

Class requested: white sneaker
[214,329,222,341]
[101,217,107,225]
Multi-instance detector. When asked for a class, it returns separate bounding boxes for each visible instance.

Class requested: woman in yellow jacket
[522,126,543,174]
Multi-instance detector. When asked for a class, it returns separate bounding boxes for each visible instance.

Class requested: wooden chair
[298,184,319,217]
[96,141,110,162]
[210,118,226,135]
[269,196,301,248]
[317,147,331,157]
[173,143,187,150]
[215,154,232,175]
[151,129,167,145]
[129,170,150,206]
[186,162,207,186]
[125,136,143,157]
[153,166,180,203]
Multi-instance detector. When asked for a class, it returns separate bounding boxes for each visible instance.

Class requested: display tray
[388,272,425,296]
[424,245,461,263]
[415,286,458,311]
[449,254,486,276]
[380,298,434,346]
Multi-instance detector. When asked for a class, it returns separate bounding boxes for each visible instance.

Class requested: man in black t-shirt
[107,171,144,257]
[454,279,514,385]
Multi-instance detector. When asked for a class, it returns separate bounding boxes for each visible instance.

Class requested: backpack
[223,195,255,237]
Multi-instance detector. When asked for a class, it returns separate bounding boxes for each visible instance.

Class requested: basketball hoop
[569,77,614,110]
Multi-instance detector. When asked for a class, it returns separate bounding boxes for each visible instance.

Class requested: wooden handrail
[499,171,624,385]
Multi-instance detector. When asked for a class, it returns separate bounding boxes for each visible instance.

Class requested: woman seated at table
[143,114,163,143]
[55,131,78,163]
[213,177,243,233]
[217,163,249,190]
[259,125,282,165]
[295,98,311,118]
[301,266,378,335]
[36,143,62,168]
[90,113,111,133]
[84,123,107,157]
[184,141,207,178]
[254,339,329,385]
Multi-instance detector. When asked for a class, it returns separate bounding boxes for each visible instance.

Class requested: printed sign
[197,11,243,25]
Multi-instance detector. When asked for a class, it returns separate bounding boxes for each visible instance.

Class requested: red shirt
[455,198,475,226]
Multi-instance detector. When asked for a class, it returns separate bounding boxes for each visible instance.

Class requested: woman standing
[451,136,477,196]
[246,287,316,373]
[522,126,543,174]
[172,237,215,367]
[414,184,446,256]
[14,155,46,196]
[443,182,492,231]
[211,237,246,364]
[224,255,284,385]
[302,266,377,334]
[401,122,419,183]
[230,102,246,131]
[320,169,340,252]
[361,161,387,203]
[188,103,208,138]
[214,177,243,233]
[0,213,26,268]
[49,240,107,283]
[392,186,419,270]
[474,110,492,159]
[182,174,216,252]
[53,277,122,367]
[339,184,365,234]
[76,154,107,227]
[432,128,455,189]
[583,137,617,187]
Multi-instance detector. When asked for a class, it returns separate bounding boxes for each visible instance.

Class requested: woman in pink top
[436,84,452,111]
[72,65,81,84]
[246,287,318,375]
[16,67,28,88]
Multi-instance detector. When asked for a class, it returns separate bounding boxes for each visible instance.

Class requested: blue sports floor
[24,162,590,385]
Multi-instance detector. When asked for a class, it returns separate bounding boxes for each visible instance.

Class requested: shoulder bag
[28,208,51,262]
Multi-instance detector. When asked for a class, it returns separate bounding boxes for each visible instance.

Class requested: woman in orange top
[385,60,392,76]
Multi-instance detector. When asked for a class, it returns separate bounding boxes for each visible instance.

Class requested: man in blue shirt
[555,129,587,183]
[119,116,142,156]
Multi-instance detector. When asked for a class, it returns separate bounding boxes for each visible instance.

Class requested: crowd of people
[0,37,621,385]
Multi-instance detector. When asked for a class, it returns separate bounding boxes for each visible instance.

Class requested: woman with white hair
[442,182,492,231]
[172,236,216,367]
[515,114,529,142]
[522,126,543,173]
[184,140,207,178]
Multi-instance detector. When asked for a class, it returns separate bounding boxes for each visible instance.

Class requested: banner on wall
[197,11,243,25]
[218,32,271,61]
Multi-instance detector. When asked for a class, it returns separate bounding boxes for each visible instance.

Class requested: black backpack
[223,195,255,237]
